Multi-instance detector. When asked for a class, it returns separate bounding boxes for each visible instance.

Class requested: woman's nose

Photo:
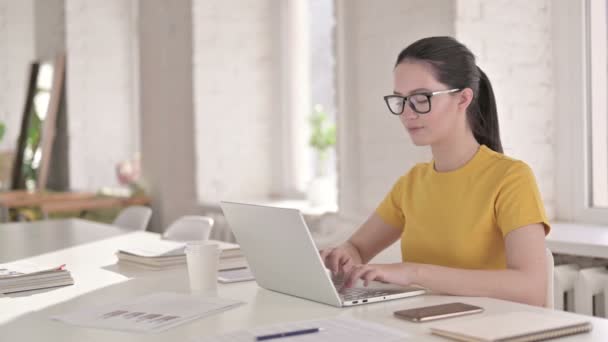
[402,105,419,120]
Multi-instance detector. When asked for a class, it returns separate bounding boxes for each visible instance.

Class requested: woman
[320,36,550,307]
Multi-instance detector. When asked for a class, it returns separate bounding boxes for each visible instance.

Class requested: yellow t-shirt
[376,145,550,270]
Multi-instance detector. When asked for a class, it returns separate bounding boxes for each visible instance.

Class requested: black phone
[393,302,483,322]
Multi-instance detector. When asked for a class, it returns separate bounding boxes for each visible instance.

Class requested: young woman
[320,36,550,307]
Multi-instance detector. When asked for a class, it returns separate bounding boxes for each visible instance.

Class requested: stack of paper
[52,292,243,333]
[0,262,74,294]
[116,239,248,271]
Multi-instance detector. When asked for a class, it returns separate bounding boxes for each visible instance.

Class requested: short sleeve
[495,161,550,237]
[375,175,406,230]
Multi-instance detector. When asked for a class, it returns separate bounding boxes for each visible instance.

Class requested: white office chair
[545,248,555,309]
[113,206,152,231]
[162,215,214,242]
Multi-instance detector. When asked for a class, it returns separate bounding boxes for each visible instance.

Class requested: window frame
[276,0,339,205]
[555,0,608,223]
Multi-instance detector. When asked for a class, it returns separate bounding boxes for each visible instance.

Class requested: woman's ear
[458,88,474,112]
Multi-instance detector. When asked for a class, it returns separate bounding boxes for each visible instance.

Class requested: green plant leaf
[309,106,336,152]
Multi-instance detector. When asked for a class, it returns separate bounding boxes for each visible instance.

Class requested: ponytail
[470,66,503,153]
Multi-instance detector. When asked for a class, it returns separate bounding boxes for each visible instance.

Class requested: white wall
[193,0,279,204]
[0,0,558,230]
[139,0,198,231]
[455,0,555,218]
[65,0,138,190]
[0,0,35,151]
[34,0,65,61]
[335,0,555,222]
[324,0,556,256]
[337,0,455,219]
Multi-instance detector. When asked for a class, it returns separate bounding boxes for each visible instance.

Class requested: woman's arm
[349,213,402,263]
[411,224,547,306]
[321,213,402,273]
[342,223,548,307]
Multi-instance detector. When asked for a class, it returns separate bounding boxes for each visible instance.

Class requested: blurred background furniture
[162,216,214,242]
[0,190,94,221]
[40,195,151,220]
[111,205,152,231]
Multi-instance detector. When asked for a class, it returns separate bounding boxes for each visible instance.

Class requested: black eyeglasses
[383,88,461,115]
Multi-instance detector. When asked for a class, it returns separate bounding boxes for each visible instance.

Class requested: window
[23,63,54,190]
[195,0,337,211]
[555,0,608,223]
[279,0,337,210]
[589,0,608,208]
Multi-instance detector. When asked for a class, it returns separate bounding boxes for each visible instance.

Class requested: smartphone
[393,302,483,322]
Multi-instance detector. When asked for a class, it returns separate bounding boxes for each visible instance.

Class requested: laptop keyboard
[332,277,407,301]
[340,288,408,301]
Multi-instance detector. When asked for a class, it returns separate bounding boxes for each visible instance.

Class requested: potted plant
[308,105,336,207]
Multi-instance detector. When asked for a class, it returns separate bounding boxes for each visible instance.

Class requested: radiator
[554,255,608,317]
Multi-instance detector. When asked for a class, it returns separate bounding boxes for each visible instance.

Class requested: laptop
[220,201,426,307]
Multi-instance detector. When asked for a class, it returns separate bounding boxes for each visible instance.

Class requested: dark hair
[395,36,503,153]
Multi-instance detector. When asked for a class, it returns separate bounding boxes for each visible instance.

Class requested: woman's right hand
[319,241,363,275]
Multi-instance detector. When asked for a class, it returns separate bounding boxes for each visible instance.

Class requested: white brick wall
[0,1,557,226]
[455,0,555,219]
[338,0,455,217]
[65,0,138,190]
[0,0,35,151]
[193,0,279,203]
[335,0,555,222]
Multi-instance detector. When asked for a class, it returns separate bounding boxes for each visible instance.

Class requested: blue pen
[255,327,322,341]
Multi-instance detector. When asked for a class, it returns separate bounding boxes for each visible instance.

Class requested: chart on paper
[52,292,243,333]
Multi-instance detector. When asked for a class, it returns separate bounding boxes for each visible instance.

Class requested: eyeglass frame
[383,88,462,115]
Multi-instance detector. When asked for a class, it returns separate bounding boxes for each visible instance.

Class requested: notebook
[0,262,74,294]
[116,239,246,271]
[429,311,592,342]
[117,239,243,259]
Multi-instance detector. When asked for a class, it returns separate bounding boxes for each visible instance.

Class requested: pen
[220,266,248,272]
[255,327,322,341]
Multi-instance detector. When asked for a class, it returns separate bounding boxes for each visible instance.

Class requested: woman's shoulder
[386,163,429,186]
[395,162,432,184]
[408,161,432,176]
[480,147,535,177]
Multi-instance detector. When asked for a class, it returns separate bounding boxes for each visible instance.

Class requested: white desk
[0,218,135,263]
[547,222,608,258]
[2,219,608,341]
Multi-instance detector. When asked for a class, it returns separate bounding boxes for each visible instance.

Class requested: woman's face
[392,61,471,147]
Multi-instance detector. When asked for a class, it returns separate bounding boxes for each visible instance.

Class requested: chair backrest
[546,248,555,309]
[162,216,214,242]
[113,205,152,231]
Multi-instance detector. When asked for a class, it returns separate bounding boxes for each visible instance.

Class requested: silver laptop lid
[220,201,342,307]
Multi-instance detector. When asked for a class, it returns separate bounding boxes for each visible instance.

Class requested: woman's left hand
[339,263,415,291]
